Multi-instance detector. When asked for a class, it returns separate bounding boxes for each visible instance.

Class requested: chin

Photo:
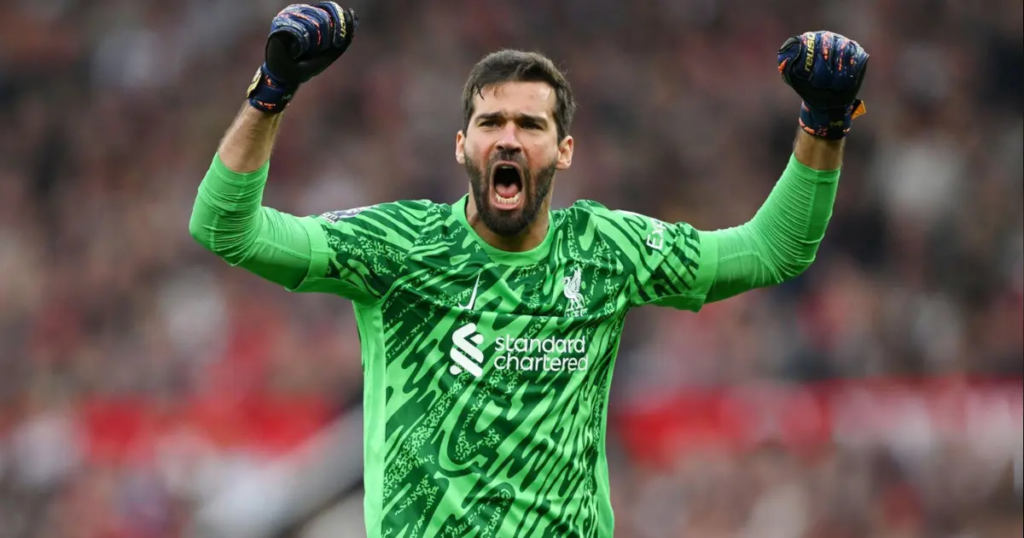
[465,154,554,237]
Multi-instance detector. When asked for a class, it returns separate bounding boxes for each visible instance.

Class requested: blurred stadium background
[0,0,1021,536]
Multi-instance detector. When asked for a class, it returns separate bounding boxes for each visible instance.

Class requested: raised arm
[701,31,869,302]
[189,4,358,290]
[189,105,311,288]
[701,132,842,302]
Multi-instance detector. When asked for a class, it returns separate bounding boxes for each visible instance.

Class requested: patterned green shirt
[191,152,840,538]
[289,196,717,538]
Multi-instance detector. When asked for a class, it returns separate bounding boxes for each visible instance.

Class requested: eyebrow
[476,112,549,126]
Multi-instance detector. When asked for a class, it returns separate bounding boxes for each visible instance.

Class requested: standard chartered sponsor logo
[449,323,485,377]
[448,324,589,378]
[495,334,589,372]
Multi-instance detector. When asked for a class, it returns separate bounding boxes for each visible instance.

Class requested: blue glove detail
[247,2,357,114]
[247,64,299,114]
[778,31,869,139]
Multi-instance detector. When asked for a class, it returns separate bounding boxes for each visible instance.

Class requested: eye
[479,119,498,127]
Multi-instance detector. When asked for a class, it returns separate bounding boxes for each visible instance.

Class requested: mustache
[489,150,527,167]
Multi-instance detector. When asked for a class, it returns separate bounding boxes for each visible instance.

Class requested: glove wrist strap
[799,100,866,140]
[246,64,300,114]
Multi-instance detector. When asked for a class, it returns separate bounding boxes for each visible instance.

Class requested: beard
[464,152,557,237]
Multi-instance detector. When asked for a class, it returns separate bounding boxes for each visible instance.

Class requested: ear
[556,135,574,170]
[455,130,466,164]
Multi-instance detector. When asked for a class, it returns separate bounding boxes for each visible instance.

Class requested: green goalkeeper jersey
[301,196,713,538]
[190,154,840,537]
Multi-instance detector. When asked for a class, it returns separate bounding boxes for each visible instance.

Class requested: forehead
[471,81,556,119]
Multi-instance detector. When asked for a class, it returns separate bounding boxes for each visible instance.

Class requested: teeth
[494,192,521,205]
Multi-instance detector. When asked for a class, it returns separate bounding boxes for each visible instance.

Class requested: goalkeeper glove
[777,31,869,140]
[247,2,358,113]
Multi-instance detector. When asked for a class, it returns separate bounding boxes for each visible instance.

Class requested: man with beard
[190,4,868,537]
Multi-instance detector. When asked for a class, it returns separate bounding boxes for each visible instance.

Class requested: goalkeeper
[190,4,869,537]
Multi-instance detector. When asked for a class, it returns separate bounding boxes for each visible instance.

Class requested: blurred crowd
[610,441,1022,538]
[0,0,1020,536]
[609,379,1023,538]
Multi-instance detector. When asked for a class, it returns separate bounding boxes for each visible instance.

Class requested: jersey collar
[452,195,554,266]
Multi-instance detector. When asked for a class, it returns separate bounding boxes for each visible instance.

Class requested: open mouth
[491,162,524,210]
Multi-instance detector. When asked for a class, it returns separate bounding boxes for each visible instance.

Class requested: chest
[388,245,628,320]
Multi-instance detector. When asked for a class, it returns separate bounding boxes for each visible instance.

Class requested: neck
[465,194,550,252]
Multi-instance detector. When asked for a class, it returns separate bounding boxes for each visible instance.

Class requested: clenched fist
[778,31,869,139]
[247,3,358,113]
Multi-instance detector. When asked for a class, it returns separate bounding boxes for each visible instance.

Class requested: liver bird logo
[562,268,584,315]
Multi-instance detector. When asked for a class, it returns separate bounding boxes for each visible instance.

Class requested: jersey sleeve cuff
[786,153,841,184]
[210,153,271,186]
[286,216,331,293]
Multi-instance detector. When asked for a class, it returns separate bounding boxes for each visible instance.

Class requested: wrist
[798,99,865,140]
[793,129,844,171]
[246,64,301,114]
[216,103,284,173]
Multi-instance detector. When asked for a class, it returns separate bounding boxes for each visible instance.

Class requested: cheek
[526,142,558,167]
[464,139,488,163]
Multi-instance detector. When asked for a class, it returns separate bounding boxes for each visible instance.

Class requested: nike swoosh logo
[458,271,482,310]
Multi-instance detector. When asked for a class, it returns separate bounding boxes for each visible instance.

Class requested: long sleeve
[189,155,313,290]
[701,153,840,303]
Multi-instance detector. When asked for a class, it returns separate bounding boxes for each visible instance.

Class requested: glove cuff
[799,100,867,140]
[246,64,301,114]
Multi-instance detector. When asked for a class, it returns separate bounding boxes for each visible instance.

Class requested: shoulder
[311,200,450,249]
[555,199,663,232]
[555,199,614,222]
[316,199,444,225]
[555,200,701,256]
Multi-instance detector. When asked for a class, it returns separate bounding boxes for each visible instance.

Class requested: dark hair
[462,50,577,142]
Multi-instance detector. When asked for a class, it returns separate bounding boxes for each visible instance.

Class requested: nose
[495,124,522,154]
